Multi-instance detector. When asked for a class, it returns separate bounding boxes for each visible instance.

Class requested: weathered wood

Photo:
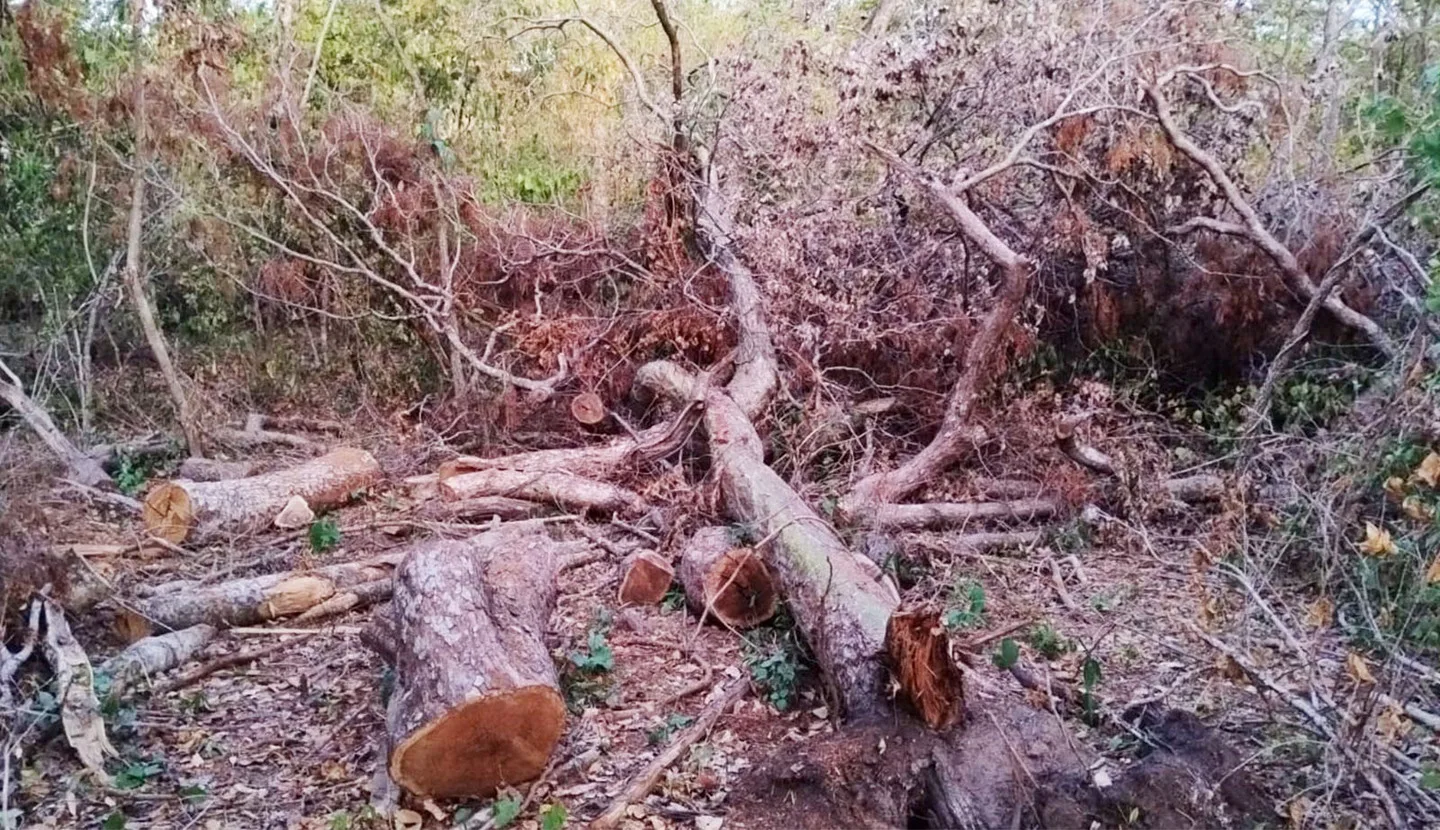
[0,361,111,487]
[136,554,400,630]
[440,468,645,516]
[866,499,1058,531]
[417,496,553,523]
[677,527,777,629]
[177,457,256,482]
[99,624,216,696]
[617,550,674,606]
[383,528,580,799]
[143,447,381,543]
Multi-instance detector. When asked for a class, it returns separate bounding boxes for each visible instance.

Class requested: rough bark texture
[137,555,400,630]
[439,468,644,517]
[866,498,1059,531]
[617,550,674,606]
[417,496,553,523]
[177,457,257,481]
[383,529,576,799]
[676,526,777,629]
[142,447,381,543]
[99,624,216,696]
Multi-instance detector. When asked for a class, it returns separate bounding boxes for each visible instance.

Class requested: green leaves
[308,518,342,553]
[942,579,986,631]
[568,627,614,674]
[491,795,522,828]
[112,758,163,790]
[539,803,567,830]
[647,713,695,746]
[102,812,127,830]
[992,637,1020,670]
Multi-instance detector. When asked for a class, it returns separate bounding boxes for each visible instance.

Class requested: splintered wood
[885,611,964,729]
[142,447,381,543]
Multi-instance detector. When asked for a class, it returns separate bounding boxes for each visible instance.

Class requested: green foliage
[1028,623,1072,660]
[179,784,208,803]
[743,610,807,710]
[993,637,1020,670]
[112,757,163,790]
[539,803,567,830]
[328,812,352,830]
[101,812,127,830]
[568,612,614,674]
[1421,766,1440,790]
[942,578,986,631]
[660,585,686,613]
[309,518,342,553]
[646,713,695,746]
[491,795,522,829]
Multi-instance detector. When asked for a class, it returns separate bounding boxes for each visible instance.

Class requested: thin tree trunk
[0,358,111,487]
[124,0,204,458]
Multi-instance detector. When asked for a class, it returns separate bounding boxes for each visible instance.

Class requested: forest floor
[0,383,1419,830]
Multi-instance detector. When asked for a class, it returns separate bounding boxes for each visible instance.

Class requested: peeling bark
[439,468,645,517]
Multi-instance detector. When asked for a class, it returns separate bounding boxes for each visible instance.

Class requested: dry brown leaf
[1287,797,1306,829]
[1216,654,1246,681]
[1426,555,1440,585]
[1346,651,1376,685]
[1404,496,1435,522]
[1416,452,1440,488]
[392,809,423,830]
[1303,597,1334,630]
[1359,522,1397,557]
[1384,476,1408,500]
[1377,703,1412,744]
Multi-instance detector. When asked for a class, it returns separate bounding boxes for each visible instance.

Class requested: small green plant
[102,812,127,830]
[179,691,210,714]
[1421,765,1440,790]
[660,585,686,613]
[112,758,163,790]
[114,453,148,497]
[942,578,987,630]
[309,518,342,553]
[491,794,522,828]
[743,609,808,711]
[993,637,1020,669]
[647,713,695,746]
[328,812,351,830]
[179,784,208,803]
[539,802,567,830]
[1028,623,1072,660]
[568,614,614,674]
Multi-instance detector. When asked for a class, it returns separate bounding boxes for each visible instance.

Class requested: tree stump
[618,550,674,606]
[143,447,381,543]
[381,528,576,799]
[677,527,777,629]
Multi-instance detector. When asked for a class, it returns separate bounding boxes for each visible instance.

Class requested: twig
[0,597,43,707]
[589,675,748,829]
[60,479,142,514]
[150,636,311,696]
[1048,558,1079,611]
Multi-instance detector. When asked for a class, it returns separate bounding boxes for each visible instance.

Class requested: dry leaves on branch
[1359,522,1397,558]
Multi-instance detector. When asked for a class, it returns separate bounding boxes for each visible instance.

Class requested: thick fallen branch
[0,359,111,487]
[1147,77,1393,356]
[0,597,42,706]
[176,457,257,482]
[866,498,1059,531]
[135,554,401,630]
[293,579,392,623]
[150,634,312,697]
[377,529,583,799]
[417,496,553,523]
[440,468,645,517]
[98,624,216,697]
[143,447,381,543]
[589,674,749,830]
[843,144,1036,512]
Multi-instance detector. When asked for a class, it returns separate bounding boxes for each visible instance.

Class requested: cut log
[439,468,644,517]
[177,457,256,481]
[382,528,578,799]
[142,447,381,543]
[136,554,401,630]
[866,498,1058,531]
[635,362,954,722]
[617,550,674,606]
[416,496,553,523]
[676,527,777,629]
[99,624,216,697]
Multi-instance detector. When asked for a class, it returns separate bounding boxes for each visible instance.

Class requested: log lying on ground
[617,550,674,606]
[637,362,957,725]
[136,554,401,630]
[0,363,111,487]
[416,496,553,523]
[866,498,1059,531]
[294,578,392,623]
[677,526,777,628]
[143,447,381,543]
[99,624,216,697]
[439,468,644,517]
[177,457,256,482]
[374,528,582,799]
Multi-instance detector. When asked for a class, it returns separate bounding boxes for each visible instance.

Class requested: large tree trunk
[376,529,579,799]
[0,358,111,487]
[137,554,400,630]
[677,526,777,629]
[142,447,381,543]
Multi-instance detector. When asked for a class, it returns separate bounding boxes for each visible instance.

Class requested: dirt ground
[1,408,1423,830]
